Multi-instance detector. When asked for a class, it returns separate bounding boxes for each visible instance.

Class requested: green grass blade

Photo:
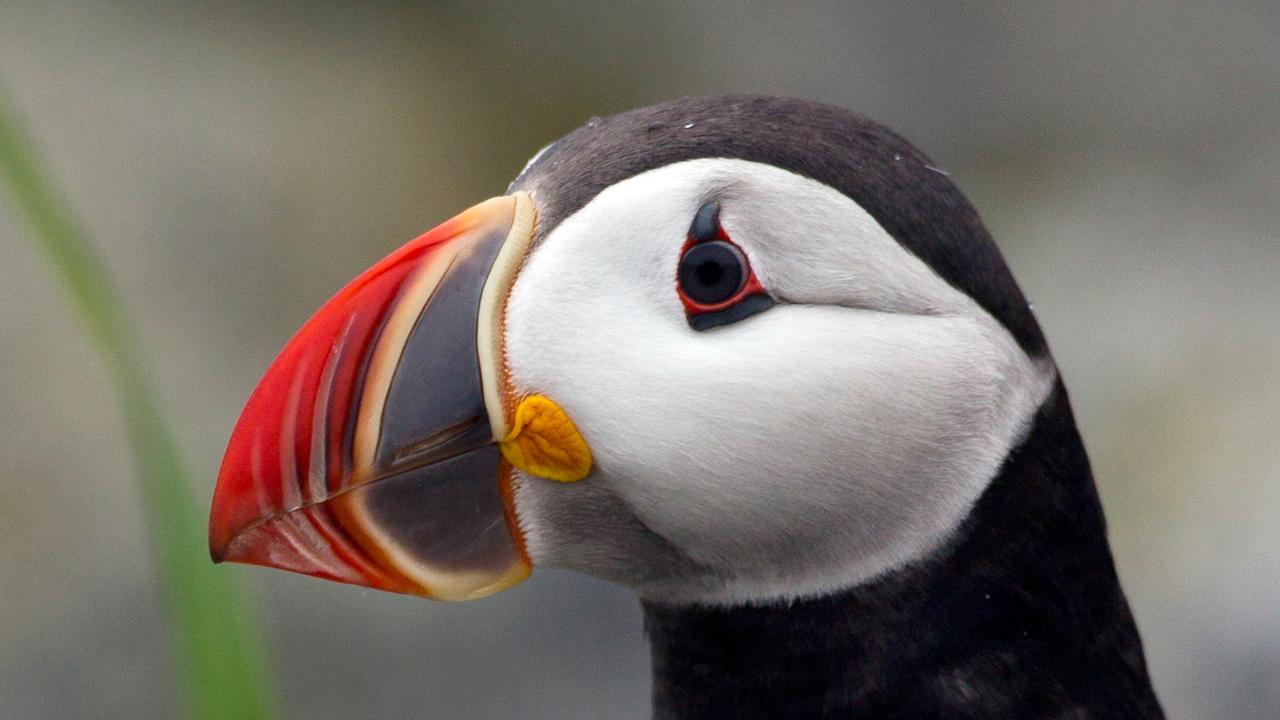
[0,85,276,720]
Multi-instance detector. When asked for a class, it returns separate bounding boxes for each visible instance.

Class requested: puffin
[208,96,1165,719]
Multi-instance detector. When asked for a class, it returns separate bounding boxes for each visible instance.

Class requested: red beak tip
[209,541,227,564]
[207,495,240,565]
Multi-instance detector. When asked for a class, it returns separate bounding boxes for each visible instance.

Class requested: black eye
[678,241,746,306]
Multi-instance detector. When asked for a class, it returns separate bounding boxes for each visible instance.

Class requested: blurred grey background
[1,2,1276,718]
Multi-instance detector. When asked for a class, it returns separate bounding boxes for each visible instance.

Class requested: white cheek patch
[506,158,1056,604]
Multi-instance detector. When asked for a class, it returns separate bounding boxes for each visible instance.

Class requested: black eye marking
[690,200,722,242]
[679,241,746,305]
[677,201,775,331]
[687,294,775,332]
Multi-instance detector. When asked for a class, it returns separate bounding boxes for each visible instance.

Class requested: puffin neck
[641,382,1164,719]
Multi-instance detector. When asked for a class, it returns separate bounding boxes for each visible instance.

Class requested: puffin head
[209,96,1056,606]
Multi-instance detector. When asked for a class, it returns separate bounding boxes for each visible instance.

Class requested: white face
[505,158,1055,605]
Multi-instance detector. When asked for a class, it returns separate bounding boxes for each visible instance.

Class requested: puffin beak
[209,193,554,601]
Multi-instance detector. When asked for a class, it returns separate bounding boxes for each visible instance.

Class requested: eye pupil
[679,240,746,305]
[695,260,724,286]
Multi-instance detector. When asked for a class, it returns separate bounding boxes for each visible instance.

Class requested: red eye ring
[676,236,768,315]
[676,201,774,331]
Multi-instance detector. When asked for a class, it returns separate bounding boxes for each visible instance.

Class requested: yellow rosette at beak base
[499,395,593,482]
